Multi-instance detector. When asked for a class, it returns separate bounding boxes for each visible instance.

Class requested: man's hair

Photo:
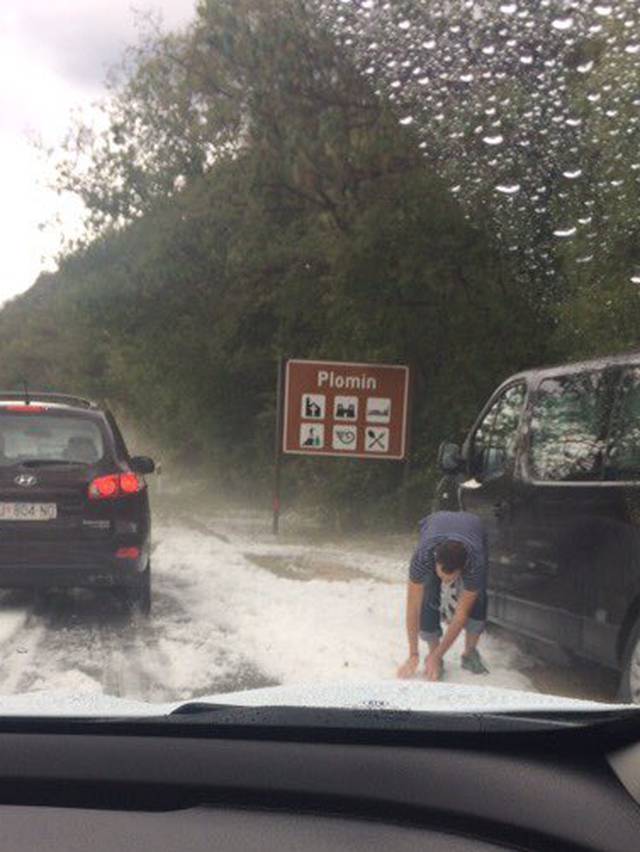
[434,540,467,574]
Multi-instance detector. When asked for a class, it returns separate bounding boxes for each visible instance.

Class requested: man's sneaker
[461,649,490,675]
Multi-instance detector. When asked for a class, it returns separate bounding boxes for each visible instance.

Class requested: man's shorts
[419,572,487,643]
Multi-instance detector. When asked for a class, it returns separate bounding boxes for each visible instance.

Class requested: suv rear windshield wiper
[17,459,87,467]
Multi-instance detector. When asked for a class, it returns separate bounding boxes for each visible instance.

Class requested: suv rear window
[529,372,612,482]
[0,414,105,466]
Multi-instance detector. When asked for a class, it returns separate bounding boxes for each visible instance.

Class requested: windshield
[0,0,638,719]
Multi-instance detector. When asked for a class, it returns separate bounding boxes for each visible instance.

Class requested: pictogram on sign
[366,397,391,424]
[301,394,325,419]
[332,426,358,451]
[300,423,324,449]
[365,426,389,453]
[334,396,358,421]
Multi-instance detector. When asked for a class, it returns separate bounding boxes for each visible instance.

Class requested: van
[435,354,640,702]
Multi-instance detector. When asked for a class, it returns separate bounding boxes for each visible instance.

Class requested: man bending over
[397,511,489,681]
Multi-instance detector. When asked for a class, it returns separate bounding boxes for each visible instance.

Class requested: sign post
[272,357,285,535]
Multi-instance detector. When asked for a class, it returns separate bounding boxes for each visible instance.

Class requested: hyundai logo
[14,474,38,488]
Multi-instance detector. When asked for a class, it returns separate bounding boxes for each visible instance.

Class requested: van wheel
[618,620,640,703]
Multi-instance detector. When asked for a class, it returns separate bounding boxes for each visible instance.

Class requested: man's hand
[399,581,424,680]
[397,655,419,679]
[424,650,443,682]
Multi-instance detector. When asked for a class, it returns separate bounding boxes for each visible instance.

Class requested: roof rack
[0,392,98,410]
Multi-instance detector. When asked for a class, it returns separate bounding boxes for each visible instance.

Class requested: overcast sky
[0,1,195,304]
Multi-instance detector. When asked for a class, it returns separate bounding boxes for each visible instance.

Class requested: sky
[0,0,195,305]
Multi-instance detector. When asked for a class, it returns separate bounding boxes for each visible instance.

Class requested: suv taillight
[88,473,144,500]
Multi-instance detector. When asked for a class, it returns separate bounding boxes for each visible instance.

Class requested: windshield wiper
[164,701,640,733]
[0,704,637,746]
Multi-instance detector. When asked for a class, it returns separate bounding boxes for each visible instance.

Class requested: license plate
[0,503,58,521]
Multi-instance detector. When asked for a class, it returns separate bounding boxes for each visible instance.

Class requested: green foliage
[3,0,615,530]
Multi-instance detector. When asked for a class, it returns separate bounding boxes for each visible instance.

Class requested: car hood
[0,681,629,717]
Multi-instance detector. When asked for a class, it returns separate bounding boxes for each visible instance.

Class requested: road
[0,508,620,706]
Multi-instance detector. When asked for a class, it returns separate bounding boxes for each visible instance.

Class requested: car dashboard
[0,710,639,851]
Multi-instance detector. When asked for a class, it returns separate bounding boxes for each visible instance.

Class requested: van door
[586,365,640,667]
[506,368,621,655]
[459,382,527,603]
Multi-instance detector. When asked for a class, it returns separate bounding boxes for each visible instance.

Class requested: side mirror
[130,456,156,475]
[437,441,463,474]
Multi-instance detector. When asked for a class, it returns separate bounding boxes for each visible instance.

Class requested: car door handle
[493,500,509,520]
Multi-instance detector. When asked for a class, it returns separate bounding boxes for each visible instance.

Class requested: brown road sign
[282,359,410,460]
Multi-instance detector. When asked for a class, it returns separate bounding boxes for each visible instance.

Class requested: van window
[606,368,640,481]
[471,383,525,479]
[529,372,610,482]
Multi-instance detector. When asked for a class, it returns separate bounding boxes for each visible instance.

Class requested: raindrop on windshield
[551,17,574,31]
[496,183,521,194]
[324,0,639,282]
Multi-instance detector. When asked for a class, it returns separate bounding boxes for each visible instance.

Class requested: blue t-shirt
[409,511,487,592]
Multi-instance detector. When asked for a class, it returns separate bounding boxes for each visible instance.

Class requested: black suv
[0,393,154,613]
[435,354,640,703]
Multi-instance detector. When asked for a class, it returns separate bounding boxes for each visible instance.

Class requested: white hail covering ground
[0,515,626,716]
